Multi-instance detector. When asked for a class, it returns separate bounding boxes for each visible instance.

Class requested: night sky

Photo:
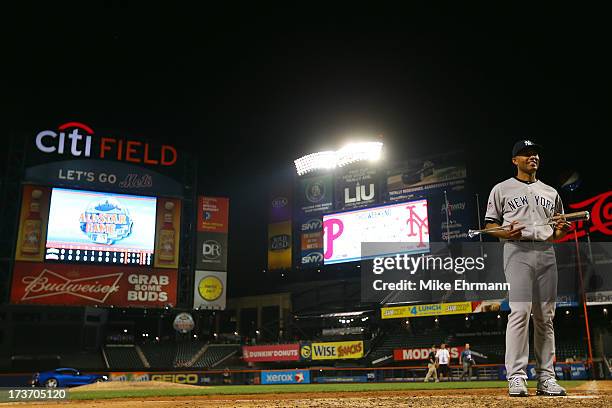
[5,3,611,296]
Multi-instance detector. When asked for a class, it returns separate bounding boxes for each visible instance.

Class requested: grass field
[69,380,584,400]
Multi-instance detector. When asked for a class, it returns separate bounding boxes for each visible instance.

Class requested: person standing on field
[424,345,439,382]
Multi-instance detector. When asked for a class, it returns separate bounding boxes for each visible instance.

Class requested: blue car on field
[30,368,108,388]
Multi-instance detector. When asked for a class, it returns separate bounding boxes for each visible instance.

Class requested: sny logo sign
[301,219,322,232]
[302,252,323,264]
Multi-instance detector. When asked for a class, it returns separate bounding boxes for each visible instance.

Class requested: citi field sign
[25,121,184,196]
[34,122,177,167]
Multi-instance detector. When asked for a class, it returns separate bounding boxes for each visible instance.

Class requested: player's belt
[507,239,551,243]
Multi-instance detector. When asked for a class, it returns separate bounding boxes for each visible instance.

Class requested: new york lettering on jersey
[485,178,563,241]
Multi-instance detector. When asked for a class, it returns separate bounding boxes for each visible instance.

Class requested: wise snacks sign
[10,262,177,308]
[242,344,300,362]
[301,341,364,360]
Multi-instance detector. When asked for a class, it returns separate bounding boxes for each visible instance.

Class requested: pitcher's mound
[72,380,198,392]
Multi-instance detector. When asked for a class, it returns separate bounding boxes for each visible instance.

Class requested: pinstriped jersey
[485,177,564,241]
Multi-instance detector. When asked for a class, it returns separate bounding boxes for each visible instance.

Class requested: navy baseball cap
[512,140,542,157]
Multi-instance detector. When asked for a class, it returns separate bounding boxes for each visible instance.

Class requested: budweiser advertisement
[393,346,464,361]
[242,344,301,362]
[10,262,177,307]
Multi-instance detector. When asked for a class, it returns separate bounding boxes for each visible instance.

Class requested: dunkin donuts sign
[10,262,177,307]
[242,344,301,362]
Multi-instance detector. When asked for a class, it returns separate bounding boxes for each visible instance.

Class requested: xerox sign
[10,262,177,307]
[260,370,310,385]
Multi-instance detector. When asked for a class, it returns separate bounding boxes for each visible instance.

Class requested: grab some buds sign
[10,262,177,307]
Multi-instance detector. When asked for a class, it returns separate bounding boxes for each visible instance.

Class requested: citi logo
[35,121,177,166]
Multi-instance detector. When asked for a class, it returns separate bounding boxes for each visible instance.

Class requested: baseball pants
[504,241,557,381]
[424,363,437,381]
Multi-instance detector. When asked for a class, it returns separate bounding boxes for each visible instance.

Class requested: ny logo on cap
[524,140,533,145]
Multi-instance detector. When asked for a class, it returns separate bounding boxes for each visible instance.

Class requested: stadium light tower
[294,141,383,176]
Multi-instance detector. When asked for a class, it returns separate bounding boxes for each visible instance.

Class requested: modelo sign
[393,346,464,361]
[261,370,310,385]
[323,199,430,264]
[242,344,300,362]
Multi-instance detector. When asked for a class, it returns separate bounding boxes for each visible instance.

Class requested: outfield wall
[0,362,590,387]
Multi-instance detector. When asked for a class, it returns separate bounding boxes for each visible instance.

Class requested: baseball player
[484,140,571,397]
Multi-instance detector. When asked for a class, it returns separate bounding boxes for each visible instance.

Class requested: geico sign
[150,374,199,384]
[35,121,177,166]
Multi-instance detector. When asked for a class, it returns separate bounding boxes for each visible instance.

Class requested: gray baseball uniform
[485,177,564,381]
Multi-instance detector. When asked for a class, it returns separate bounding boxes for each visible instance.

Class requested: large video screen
[45,188,157,266]
[323,199,430,264]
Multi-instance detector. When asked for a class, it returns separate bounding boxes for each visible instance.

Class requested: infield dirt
[3,380,610,407]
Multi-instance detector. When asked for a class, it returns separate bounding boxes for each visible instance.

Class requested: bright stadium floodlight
[335,142,383,167]
[294,141,383,175]
[294,150,336,176]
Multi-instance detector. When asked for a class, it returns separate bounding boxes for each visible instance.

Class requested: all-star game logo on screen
[80,198,134,244]
[45,188,157,266]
